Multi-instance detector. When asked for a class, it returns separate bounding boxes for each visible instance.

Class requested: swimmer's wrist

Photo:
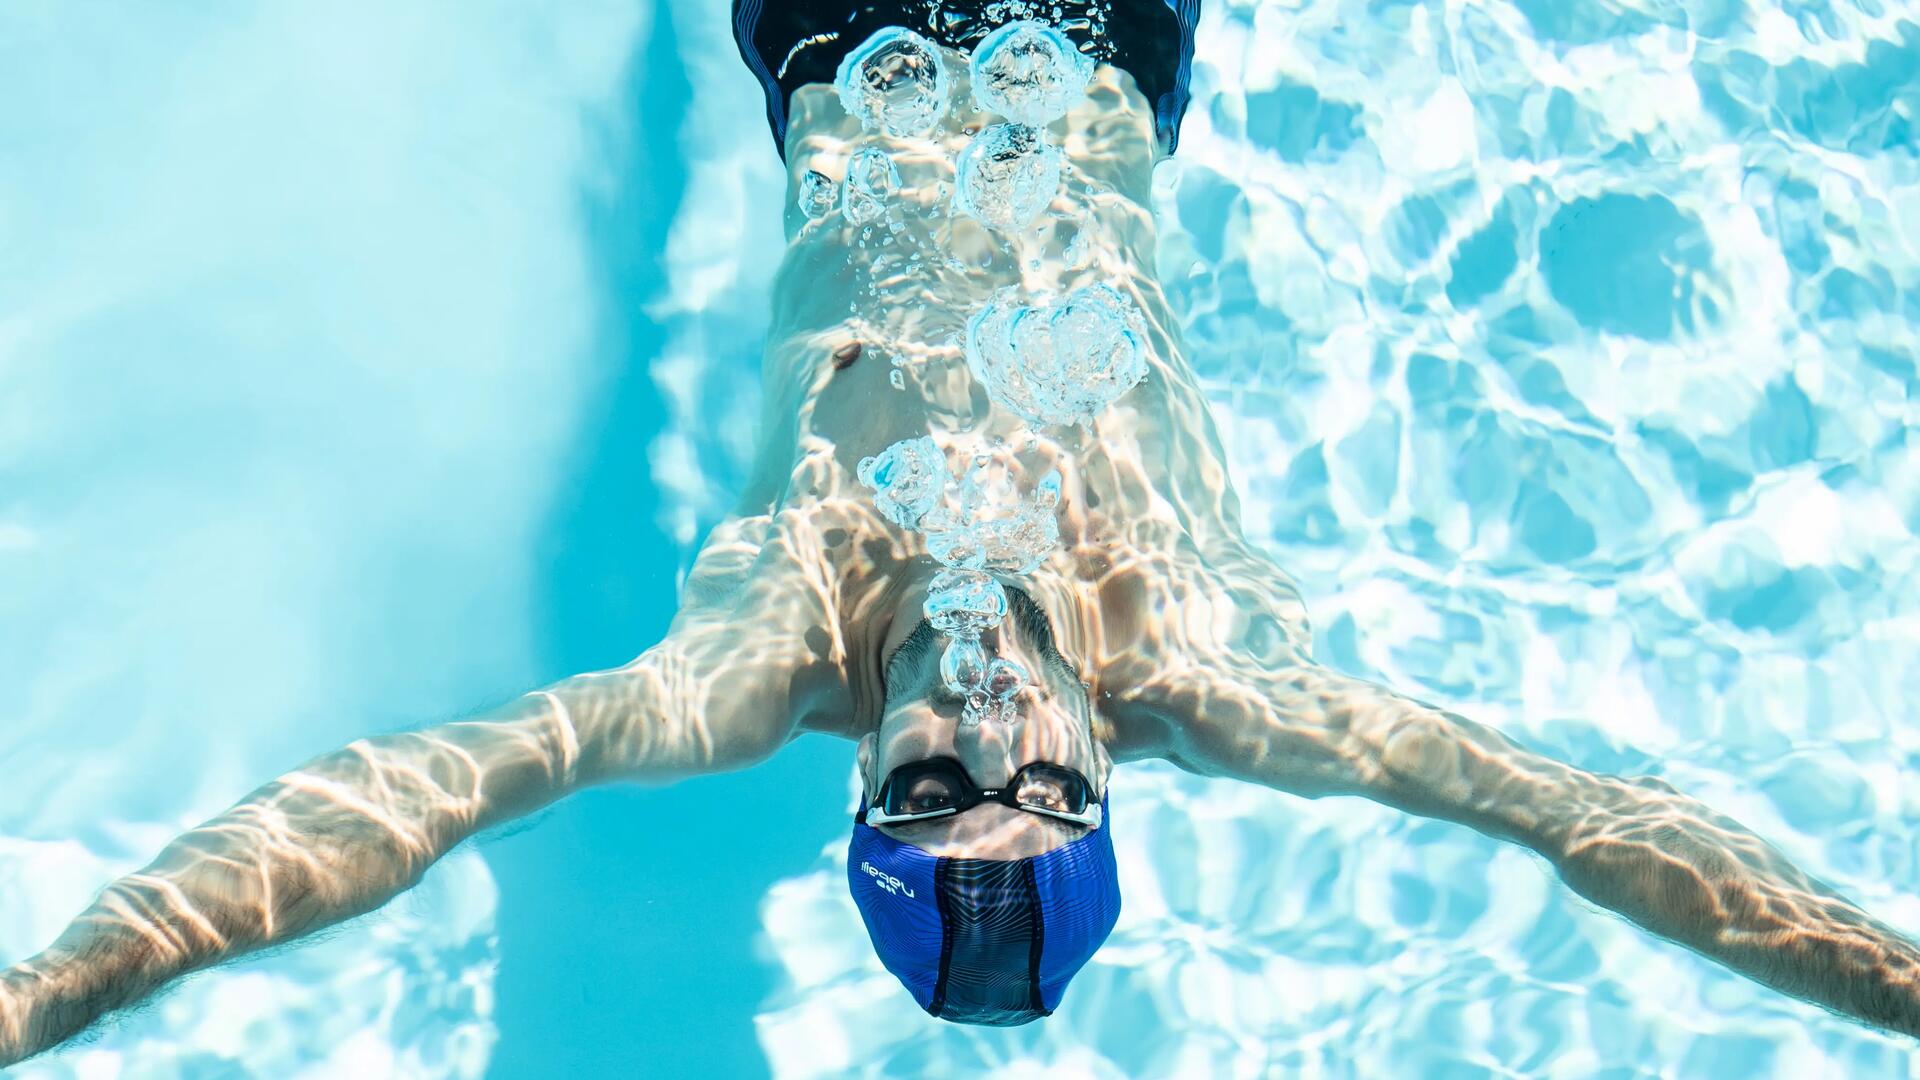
[0,937,143,1065]
[0,964,48,1066]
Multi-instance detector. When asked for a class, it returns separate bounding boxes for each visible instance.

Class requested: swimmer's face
[858,586,1111,860]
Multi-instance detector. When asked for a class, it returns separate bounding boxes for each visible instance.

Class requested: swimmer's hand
[0,523,830,1066]
[1547,774,1920,1039]
[1139,660,1920,1039]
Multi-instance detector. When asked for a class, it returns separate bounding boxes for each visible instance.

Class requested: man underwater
[4,0,1918,1059]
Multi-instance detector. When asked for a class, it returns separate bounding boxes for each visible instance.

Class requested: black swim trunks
[732,0,1201,160]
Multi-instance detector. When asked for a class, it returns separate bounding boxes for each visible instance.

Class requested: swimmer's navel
[831,342,862,371]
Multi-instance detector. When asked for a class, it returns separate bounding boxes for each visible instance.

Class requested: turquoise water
[2,0,1917,1076]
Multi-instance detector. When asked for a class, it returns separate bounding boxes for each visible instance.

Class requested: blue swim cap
[846,799,1121,1025]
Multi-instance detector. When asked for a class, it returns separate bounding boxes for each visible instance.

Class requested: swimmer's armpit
[1145,661,1920,1039]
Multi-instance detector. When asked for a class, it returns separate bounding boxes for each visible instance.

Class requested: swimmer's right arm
[1153,659,1920,1039]
[0,533,830,1065]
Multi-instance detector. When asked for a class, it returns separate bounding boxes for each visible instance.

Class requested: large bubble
[843,146,900,226]
[857,436,1063,573]
[924,568,1008,636]
[835,27,952,138]
[797,169,838,219]
[856,435,948,528]
[922,499,1060,573]
[953,123,1062,232]
[966,284,1149,427]
[969,21,1094,127]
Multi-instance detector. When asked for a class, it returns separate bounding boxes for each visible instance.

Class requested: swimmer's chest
[768,333,1240,547]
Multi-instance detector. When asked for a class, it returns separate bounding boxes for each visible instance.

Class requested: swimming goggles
[859,757,1103,829]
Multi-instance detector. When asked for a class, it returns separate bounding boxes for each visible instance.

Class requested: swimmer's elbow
[1330,691,1586,851]
[1376,711,1476,803]
[550,649,799,787]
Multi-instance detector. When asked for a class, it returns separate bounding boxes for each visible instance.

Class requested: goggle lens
[1013,763,1089,814]
[893,767,962,815]
[879,760,1093,820]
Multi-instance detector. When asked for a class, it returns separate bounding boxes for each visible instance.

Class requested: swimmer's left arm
[1148,662,1920,1038]
[0,520,833,1066]
[0,697,598,1066]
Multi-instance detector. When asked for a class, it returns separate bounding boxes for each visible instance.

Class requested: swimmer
[3,0,1917,1060]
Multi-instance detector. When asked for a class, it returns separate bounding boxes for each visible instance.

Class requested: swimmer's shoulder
[677,501,909,627]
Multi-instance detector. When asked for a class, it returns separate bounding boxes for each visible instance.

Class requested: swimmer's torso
[689,61,1309,747]
[744,66,1234,542]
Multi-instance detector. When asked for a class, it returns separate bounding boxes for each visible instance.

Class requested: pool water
[1,0,1916,1076]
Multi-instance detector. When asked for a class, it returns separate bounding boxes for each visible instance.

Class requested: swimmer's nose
[953,708,1019,786]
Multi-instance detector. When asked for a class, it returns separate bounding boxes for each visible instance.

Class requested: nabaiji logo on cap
[861,861,915,898]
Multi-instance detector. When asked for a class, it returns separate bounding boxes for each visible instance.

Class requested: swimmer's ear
[856,731,879,797]
[1093,738,1114,794]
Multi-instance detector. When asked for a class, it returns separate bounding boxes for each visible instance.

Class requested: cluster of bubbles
[797,148,904,232]
[858,435,1063,724]
[857,436,1063,575]
[955,22,1089,232]
[954,123,1062,232]
[798,21,1090,235]
[856,435,948,530]
[926,568,1028,726]
[970,20,1096,127]
[966,283,1148,427]
[835,27,952,139]
[832,20,1133,725]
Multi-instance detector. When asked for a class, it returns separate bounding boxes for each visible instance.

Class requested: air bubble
[966,283,1148,427]
[924,569,1008,636]
[835,27,952,138]
[939,634,990,692]
[954,124,1062,232]
[844,147,900,225]
[856,436,947,528]
[798,170,838,219]
[969,21,1093,127]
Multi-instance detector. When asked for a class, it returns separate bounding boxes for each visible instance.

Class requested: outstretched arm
[0,520,836,1065]
[1,688,594,1064]
[1140,657,1920,1038]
